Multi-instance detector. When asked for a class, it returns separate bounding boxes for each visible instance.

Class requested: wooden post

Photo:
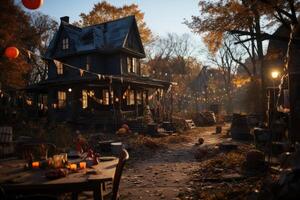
[134,89,138,117]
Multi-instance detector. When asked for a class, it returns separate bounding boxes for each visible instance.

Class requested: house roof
[45,15,145,58]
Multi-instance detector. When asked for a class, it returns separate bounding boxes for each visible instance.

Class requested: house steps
[185,119,196,129]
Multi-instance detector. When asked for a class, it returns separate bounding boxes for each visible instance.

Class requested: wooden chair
[103,148,129,200]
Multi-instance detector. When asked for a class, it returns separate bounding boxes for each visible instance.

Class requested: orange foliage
[233,76,251,88]
[0,0,39,89]
[78,1,153,44]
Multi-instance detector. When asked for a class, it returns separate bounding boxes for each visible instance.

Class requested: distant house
[27,16,170,128]
[189,66,225,112]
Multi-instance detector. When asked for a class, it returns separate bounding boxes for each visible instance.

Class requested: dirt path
[120,125,227,200]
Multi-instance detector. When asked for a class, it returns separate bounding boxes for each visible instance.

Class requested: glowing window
[126,90,135,105]
[103,89,110,105]
[137,91,142,105]
[57,91,66,109]
[82,90,88,109]
[57,64,63,75]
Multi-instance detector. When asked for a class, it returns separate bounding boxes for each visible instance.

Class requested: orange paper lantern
[4,47,19,59]
[22,0,43,10]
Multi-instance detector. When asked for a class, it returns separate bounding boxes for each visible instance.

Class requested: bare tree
[29,12,58,83]
[208,36,241,113]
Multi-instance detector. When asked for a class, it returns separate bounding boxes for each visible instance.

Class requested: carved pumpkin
[21,0,43,10]
[4,47,19,59]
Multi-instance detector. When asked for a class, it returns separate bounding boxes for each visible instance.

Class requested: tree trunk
[253,7,267,119]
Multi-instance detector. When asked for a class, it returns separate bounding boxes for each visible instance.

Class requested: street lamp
[271,70,280,109]
[271,71,280,79]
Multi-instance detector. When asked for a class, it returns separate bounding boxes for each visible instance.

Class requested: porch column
[71,87,80,122]
[134,89,138,117]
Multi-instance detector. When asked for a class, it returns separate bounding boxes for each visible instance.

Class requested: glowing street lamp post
[268,70,279,163]
[271,71,279,111]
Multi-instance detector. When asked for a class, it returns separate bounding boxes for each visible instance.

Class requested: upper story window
[54,60,64,75]
[127,57,139,74]
[62,38,69,50]
[57,91,66,109]
[56,63,63,75]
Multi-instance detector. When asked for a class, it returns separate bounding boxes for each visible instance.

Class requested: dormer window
[62,38,69,50]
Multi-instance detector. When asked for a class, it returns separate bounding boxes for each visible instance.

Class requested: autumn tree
[0,0,39,89]
[147,33,198,76]
[186,0,300,115]
[146,33,201,113]
[77,1,153,44]
[208,35,241,113]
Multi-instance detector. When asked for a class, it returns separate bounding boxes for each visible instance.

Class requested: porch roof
[25,75,171,92]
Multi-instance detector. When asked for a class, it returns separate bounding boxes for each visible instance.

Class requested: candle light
[70,164,77,171]
[32,161,39,168]
[79,162,86,169]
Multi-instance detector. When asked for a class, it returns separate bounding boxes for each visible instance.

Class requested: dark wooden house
[27,16,170,128]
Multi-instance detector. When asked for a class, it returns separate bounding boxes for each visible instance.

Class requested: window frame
[126,90,135,105]
[102,89,110,105]
[62,38,69,50]
[136,91,142,105]
[57,91,66,109]
[56,64,64,75]
[127,57,139,74]
[127,57,132,73]
[82,90,88,109]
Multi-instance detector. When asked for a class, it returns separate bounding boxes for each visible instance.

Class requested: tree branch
[224,42,252,77]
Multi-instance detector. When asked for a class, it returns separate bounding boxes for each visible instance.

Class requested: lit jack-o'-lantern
[4,47,19,59]
[22,0,44,10]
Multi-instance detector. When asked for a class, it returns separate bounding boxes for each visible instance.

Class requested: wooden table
[0,157,118,200]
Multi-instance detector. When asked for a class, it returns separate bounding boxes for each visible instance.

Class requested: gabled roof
[45,15,145,58]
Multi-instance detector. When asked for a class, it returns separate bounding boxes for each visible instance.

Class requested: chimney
[60,16,69,23]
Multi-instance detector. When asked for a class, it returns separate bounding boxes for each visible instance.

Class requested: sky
[21,0,200,37]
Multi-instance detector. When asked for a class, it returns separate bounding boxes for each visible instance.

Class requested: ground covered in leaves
[117,125,278,200]
[188,145,268,200]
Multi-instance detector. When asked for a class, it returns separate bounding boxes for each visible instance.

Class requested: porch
[25,76,171,129]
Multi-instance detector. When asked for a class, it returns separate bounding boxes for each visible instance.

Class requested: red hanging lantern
[21,0,44,10]
[4,47,19,59]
